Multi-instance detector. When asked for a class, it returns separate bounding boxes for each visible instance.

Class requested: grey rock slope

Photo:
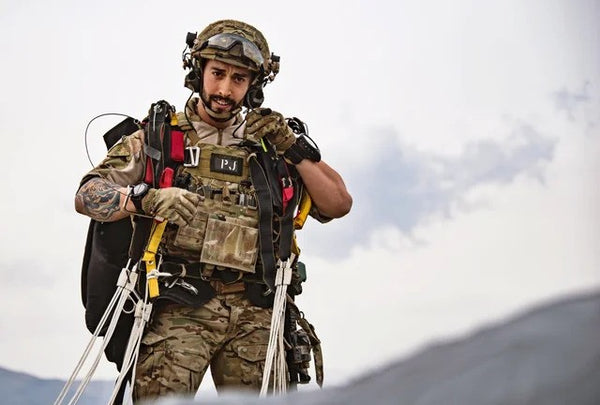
[0,367,113,405]
[322,290,600,405]
[179,290,600,405]
[2,290,599,405]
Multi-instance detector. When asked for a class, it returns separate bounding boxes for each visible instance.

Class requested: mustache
[210,95,235,105]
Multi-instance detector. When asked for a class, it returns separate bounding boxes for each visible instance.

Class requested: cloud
[300,118,556,259]
[552,82,592,120]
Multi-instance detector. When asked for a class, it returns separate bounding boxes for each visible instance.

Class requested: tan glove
[141,187,200,226]
[245,108,296,154]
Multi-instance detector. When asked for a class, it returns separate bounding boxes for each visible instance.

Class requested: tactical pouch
[286,303,324,387]
[200,215,259,273]
[169,208,209,258]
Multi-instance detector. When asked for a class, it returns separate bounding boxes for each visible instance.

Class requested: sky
[0,0,598,395]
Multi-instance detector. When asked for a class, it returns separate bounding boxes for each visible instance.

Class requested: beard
[199,90,243,122]
[203,92,239,112]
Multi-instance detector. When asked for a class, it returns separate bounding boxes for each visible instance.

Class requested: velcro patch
[210,154,243,176]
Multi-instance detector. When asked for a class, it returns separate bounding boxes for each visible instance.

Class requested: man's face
[201,59,252,114]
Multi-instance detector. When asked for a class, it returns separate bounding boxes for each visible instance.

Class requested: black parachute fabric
[80,117,140,369]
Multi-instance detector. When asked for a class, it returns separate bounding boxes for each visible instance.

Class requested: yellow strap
[170,111,178,126]
[293,190,312,230]
[142,220,168,298]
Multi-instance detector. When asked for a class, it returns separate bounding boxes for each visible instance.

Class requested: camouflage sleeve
[79,129,146,188]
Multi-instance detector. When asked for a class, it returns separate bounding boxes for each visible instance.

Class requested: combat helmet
[183,20,280,121]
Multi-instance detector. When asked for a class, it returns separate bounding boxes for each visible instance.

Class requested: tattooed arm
[75,177,136,222]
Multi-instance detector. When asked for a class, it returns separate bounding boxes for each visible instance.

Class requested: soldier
[75,19,352,402]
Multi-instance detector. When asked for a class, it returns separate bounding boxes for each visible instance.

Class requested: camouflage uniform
[81,19,328,403]
[82,98,284,402]
[134,295,272,400]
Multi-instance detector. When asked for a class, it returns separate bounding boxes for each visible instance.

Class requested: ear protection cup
[244,86,264,109]
[184,68,202,93]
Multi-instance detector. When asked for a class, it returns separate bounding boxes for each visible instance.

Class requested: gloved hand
[141,187,200,226]
[245,108,296,154]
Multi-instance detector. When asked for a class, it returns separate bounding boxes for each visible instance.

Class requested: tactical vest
[80,102,321,395]
[132,102,301,308]
[161,143,260,274]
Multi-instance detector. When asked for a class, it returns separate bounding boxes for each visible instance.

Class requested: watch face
[133,183,149,197]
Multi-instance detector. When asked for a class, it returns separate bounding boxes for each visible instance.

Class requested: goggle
[202,33,264,68]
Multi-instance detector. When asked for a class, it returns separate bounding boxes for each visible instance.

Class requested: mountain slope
[2,290,599,404]
[196,290,600,405]
[0,367,113,405]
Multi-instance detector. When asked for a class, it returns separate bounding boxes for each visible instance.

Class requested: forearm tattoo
[77,177,122,221]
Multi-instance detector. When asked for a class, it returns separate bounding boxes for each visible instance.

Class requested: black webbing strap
[277,185,296,261]
[249,155,276,291]
[257,149,284,215]
[249,151,301,292]
[144,101,171,187]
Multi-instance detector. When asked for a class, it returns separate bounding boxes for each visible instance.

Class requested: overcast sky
[0,0,598,395]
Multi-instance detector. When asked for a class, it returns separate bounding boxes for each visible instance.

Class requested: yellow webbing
[170,111,178,126]
[293,190,312,230]
[142,220,168,298]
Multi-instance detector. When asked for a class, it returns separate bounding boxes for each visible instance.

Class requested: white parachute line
[260,255,294,397]
[107,298,152,405]
[53,286,121,405]
[54,264,139,405]
[68,283,133,405]
[126,284,151,405]
[112,272,151,405]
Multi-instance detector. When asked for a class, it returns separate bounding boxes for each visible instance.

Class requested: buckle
[184,146,200,167]
[210,279,246,294]
[238,193,257,209]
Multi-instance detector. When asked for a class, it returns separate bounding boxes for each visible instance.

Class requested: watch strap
[130,183,150,213]
[284,134,321,164]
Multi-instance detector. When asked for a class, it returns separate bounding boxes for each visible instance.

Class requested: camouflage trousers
[133,293,272,402]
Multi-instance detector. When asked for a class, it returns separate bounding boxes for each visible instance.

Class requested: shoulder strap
[142,100,186,188]
[176,110,202,146]
[249,151,301,292]
[249,154,276,291]
[176,111,194,131]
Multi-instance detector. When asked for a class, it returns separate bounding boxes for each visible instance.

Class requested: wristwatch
[284,134,321,164]
[129,183,150,213]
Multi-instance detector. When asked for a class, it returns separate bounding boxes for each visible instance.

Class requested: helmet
[194,20,271,74]
[183,20,280,119]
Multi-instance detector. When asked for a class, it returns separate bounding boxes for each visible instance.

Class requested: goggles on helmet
[201,33,264,69]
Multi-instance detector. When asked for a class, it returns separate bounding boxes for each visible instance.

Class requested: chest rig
[163,143,260,273]
[138,100,300,304]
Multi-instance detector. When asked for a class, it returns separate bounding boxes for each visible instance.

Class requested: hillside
[0,367,113,405]
[2,290,599,404]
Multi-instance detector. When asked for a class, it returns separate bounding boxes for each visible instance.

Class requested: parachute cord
[107,300,151,404]
[53,285,122,405]
[67,279,134,405]
[260,255,295,396]
[107,264,151,405]
[54,264,138,405]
